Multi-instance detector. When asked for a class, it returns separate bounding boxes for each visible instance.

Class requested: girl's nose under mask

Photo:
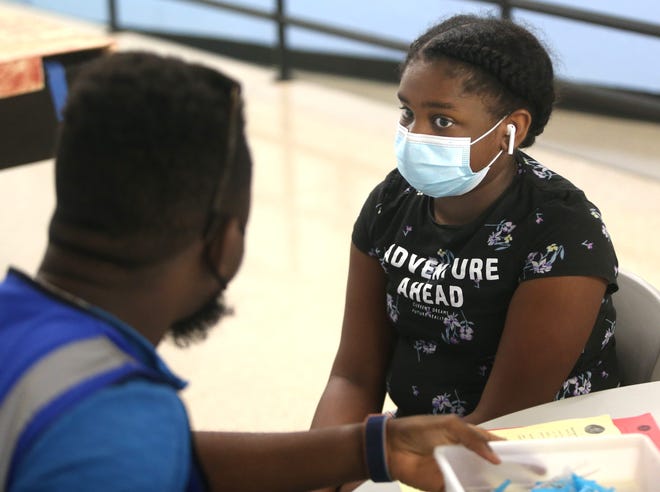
[395,115,508,198]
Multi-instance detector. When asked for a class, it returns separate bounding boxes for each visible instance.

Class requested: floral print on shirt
[602,319,615,349]
[523,243,565,276]
[556,371,593,399]
[435,248,454,265]
[368,247,389,273]
[413,339,437,361]
[441,311,474,345]
[386,293,399,323]
[432,390,467,416]
[525,160,555,179]
[486,220,516,250]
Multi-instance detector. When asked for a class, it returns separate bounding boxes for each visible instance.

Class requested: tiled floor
[1,5,659,434]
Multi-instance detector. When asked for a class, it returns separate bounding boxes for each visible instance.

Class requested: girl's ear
[503,109,532,152]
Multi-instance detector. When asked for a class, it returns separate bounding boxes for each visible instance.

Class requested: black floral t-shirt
[352,152,620,417]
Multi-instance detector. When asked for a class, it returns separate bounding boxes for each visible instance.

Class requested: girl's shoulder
[371,168,420,213]
[516,152,579,193]
[353,169,424,251]
[514,151,605,214]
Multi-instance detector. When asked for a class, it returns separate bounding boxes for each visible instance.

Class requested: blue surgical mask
[395,116,507,197]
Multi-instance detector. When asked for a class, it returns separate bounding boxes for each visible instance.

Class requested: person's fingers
[446,420,501,464]
[386,415,502,491]
[472,424,506,442]
[395,460,445,492]
[338,481,363,492]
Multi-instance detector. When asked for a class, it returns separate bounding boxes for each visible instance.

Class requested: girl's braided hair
[402,15,555,147]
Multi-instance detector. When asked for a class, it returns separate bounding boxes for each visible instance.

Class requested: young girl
[312,14,619,489]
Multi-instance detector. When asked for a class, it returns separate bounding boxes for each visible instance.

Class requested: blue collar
[4,267,187,390]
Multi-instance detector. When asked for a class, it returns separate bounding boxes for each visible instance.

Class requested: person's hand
[386,414,502,491]
[337,480,363,492]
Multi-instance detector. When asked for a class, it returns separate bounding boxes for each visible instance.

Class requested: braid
[403,15,555,147]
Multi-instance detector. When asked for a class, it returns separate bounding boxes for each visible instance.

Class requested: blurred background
[1,0,658,433]
[7,0,660,94]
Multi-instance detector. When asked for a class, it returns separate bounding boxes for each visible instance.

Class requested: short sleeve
[11,380,192,492]
[352,169,406,254]
[520,193,618,293]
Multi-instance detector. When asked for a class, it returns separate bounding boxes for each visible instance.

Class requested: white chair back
[613,269,660,385]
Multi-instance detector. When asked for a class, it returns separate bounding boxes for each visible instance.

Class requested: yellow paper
[490,414,621,440]
[399,485,424,492]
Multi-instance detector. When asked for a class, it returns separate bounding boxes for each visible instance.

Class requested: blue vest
[0,269,207,491]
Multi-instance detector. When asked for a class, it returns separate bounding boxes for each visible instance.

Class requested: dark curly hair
[50,51,251,265]
[402,15,555,147]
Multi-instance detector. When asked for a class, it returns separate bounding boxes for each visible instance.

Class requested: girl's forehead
[399,59,471,97]
[398,59,499,118]
[408,55,474,77]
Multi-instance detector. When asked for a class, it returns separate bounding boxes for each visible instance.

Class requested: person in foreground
[311,14,620,490]
[0,52,502,492]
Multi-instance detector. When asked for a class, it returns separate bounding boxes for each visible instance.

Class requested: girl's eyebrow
[397,92,457,110]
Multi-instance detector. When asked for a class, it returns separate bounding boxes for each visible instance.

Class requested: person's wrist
[364,413,392,482]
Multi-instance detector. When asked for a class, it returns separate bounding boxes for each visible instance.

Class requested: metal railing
[483,0,660,37]
[106,0,660,120]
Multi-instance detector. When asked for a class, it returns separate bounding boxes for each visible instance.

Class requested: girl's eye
[433,116,454,129]
[399,106,413,122]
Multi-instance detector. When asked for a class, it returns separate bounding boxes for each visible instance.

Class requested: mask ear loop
[203,84,241,241]
[470,114,509,146]
[506,124,516,155]
[203,83,241,290]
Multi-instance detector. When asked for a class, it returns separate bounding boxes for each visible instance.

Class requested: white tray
[434,434,660,491]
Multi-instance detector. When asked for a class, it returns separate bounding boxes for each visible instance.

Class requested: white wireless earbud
[506,123,516,155]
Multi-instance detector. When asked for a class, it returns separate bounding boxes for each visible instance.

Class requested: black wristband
[365,414,392,482]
